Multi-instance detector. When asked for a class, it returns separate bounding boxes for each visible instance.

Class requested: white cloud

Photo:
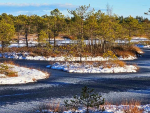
[0,3,76,8]
[0,3,49,6]
[0,2,77,16]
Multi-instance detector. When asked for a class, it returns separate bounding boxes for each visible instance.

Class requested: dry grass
[0,63,18,77]
[113,45,143,58]
[114,60,126,67]
[114,49,135,57]
[6,71,18,77]
[121,100,144,113]
[102,60,126,68]
[0,44,143,60]
[133,64,139,71]
[33,102,66,113]
[104,100,144,113]
[32,78,37,82]
[4,61,16,66]
[130,46,144,54]
[33,100,145,113]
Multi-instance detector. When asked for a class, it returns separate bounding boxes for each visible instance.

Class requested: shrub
[113,45,143,57]
[0,63,18,77]
[64,86,104,113]
[130,46,143,54]
[6,71,18,77]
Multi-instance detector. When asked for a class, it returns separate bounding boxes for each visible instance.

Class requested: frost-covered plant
[64,86,104,113]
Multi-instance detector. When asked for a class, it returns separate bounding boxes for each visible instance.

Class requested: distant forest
[0,5,150,49]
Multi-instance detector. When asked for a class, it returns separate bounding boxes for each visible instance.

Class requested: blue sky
[0,0,150,18]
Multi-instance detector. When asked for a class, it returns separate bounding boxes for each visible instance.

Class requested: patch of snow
[47,62,137,73]
[118,56,137,60]
[143,45,150,48]
[0,52,137,61]
[38,104,150,113]
[0,64,49,85]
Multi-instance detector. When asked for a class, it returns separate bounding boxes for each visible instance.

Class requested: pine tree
[64,86,104,113]
[0,19,15,53]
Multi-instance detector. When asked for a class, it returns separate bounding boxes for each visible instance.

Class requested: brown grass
[101,60,126,68]
[6,71,18,77]
[0,44,143,60]
[0,63,18,77]
[34,102,66,113]
[133,64,139,71]
[113,45,143,57]
[4,61,16,66]
[104,100,144,113]
[121,100,144,113]
[115,60,126,67]
[32,78,37,82]
[130,46,143,54]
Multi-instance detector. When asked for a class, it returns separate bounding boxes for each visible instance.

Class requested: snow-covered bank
[39,104,150,113]
[0,64,49,85]
[47,62,137,73]
[0,52,137,61]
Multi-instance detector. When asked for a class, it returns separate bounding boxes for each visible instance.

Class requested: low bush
[0,63,18,77]
[113,45,143,57]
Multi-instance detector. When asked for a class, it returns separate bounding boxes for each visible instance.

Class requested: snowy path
[0,48,150,112]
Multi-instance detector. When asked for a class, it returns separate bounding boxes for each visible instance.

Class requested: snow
[8,40,38,47]
[118,55,137,60]
[0,52,137,61]
[47,62,137,73]
[143,45,150,48]
[37,104,150,113]
[0,64,49,85]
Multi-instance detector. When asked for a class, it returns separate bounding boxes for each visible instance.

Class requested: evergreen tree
[64,86,104,113]
[0,20,15,52]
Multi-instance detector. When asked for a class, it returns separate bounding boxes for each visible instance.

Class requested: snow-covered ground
[46,62,137,73]
[39,104,150,113]
[0,63,49,85]
[0,52,137,61]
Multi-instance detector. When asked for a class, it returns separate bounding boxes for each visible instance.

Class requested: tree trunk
[102,40,106,53]
[18,31,20,47]
[25,28,28,48]
[1,41,4,58]
[38,34,41,47]
[54,31,56,48]
[49,33,51,44]
[86,105,89,113]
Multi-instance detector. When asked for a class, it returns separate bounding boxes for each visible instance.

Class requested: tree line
[0,5,150,52]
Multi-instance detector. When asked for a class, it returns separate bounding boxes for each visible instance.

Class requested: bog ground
[0,48,150,112]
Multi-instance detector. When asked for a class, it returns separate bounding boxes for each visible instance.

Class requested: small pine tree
[64,86,104,113]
